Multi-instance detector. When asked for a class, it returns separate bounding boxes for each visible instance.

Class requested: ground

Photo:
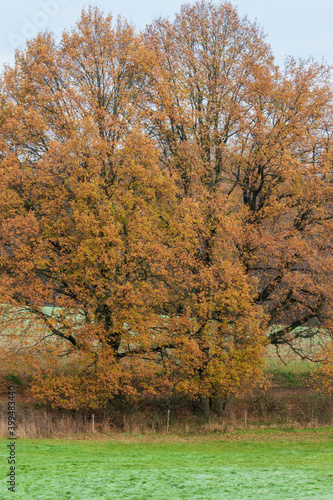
[1,429,333,499]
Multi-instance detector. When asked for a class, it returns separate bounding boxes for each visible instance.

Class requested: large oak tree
[0,2,332,411]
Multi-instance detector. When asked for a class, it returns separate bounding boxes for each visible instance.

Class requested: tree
[1,2,332,412]
[0,6,267,412]
[143,1,333,362]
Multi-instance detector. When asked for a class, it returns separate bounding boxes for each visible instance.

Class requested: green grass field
[1,429,333,499]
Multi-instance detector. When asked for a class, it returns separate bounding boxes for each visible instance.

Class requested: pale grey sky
[0,0,332,69]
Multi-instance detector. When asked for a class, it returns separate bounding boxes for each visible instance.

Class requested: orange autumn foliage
[0,3,332,409]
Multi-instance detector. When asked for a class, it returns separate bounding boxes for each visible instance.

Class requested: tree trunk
[212,394,235,415]
[200,396,210,419]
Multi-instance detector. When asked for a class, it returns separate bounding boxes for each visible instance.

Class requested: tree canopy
[1,2,332,410]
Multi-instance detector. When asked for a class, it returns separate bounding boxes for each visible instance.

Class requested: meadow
[1,429,333,499]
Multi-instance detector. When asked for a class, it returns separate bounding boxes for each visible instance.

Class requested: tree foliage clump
[0,2,332,410]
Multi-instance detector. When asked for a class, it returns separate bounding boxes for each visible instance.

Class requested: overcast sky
[0,0,332,69]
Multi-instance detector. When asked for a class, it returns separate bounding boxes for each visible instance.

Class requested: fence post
[92,414,95,434]
[167,409,170,432]
[244,410,247,428]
